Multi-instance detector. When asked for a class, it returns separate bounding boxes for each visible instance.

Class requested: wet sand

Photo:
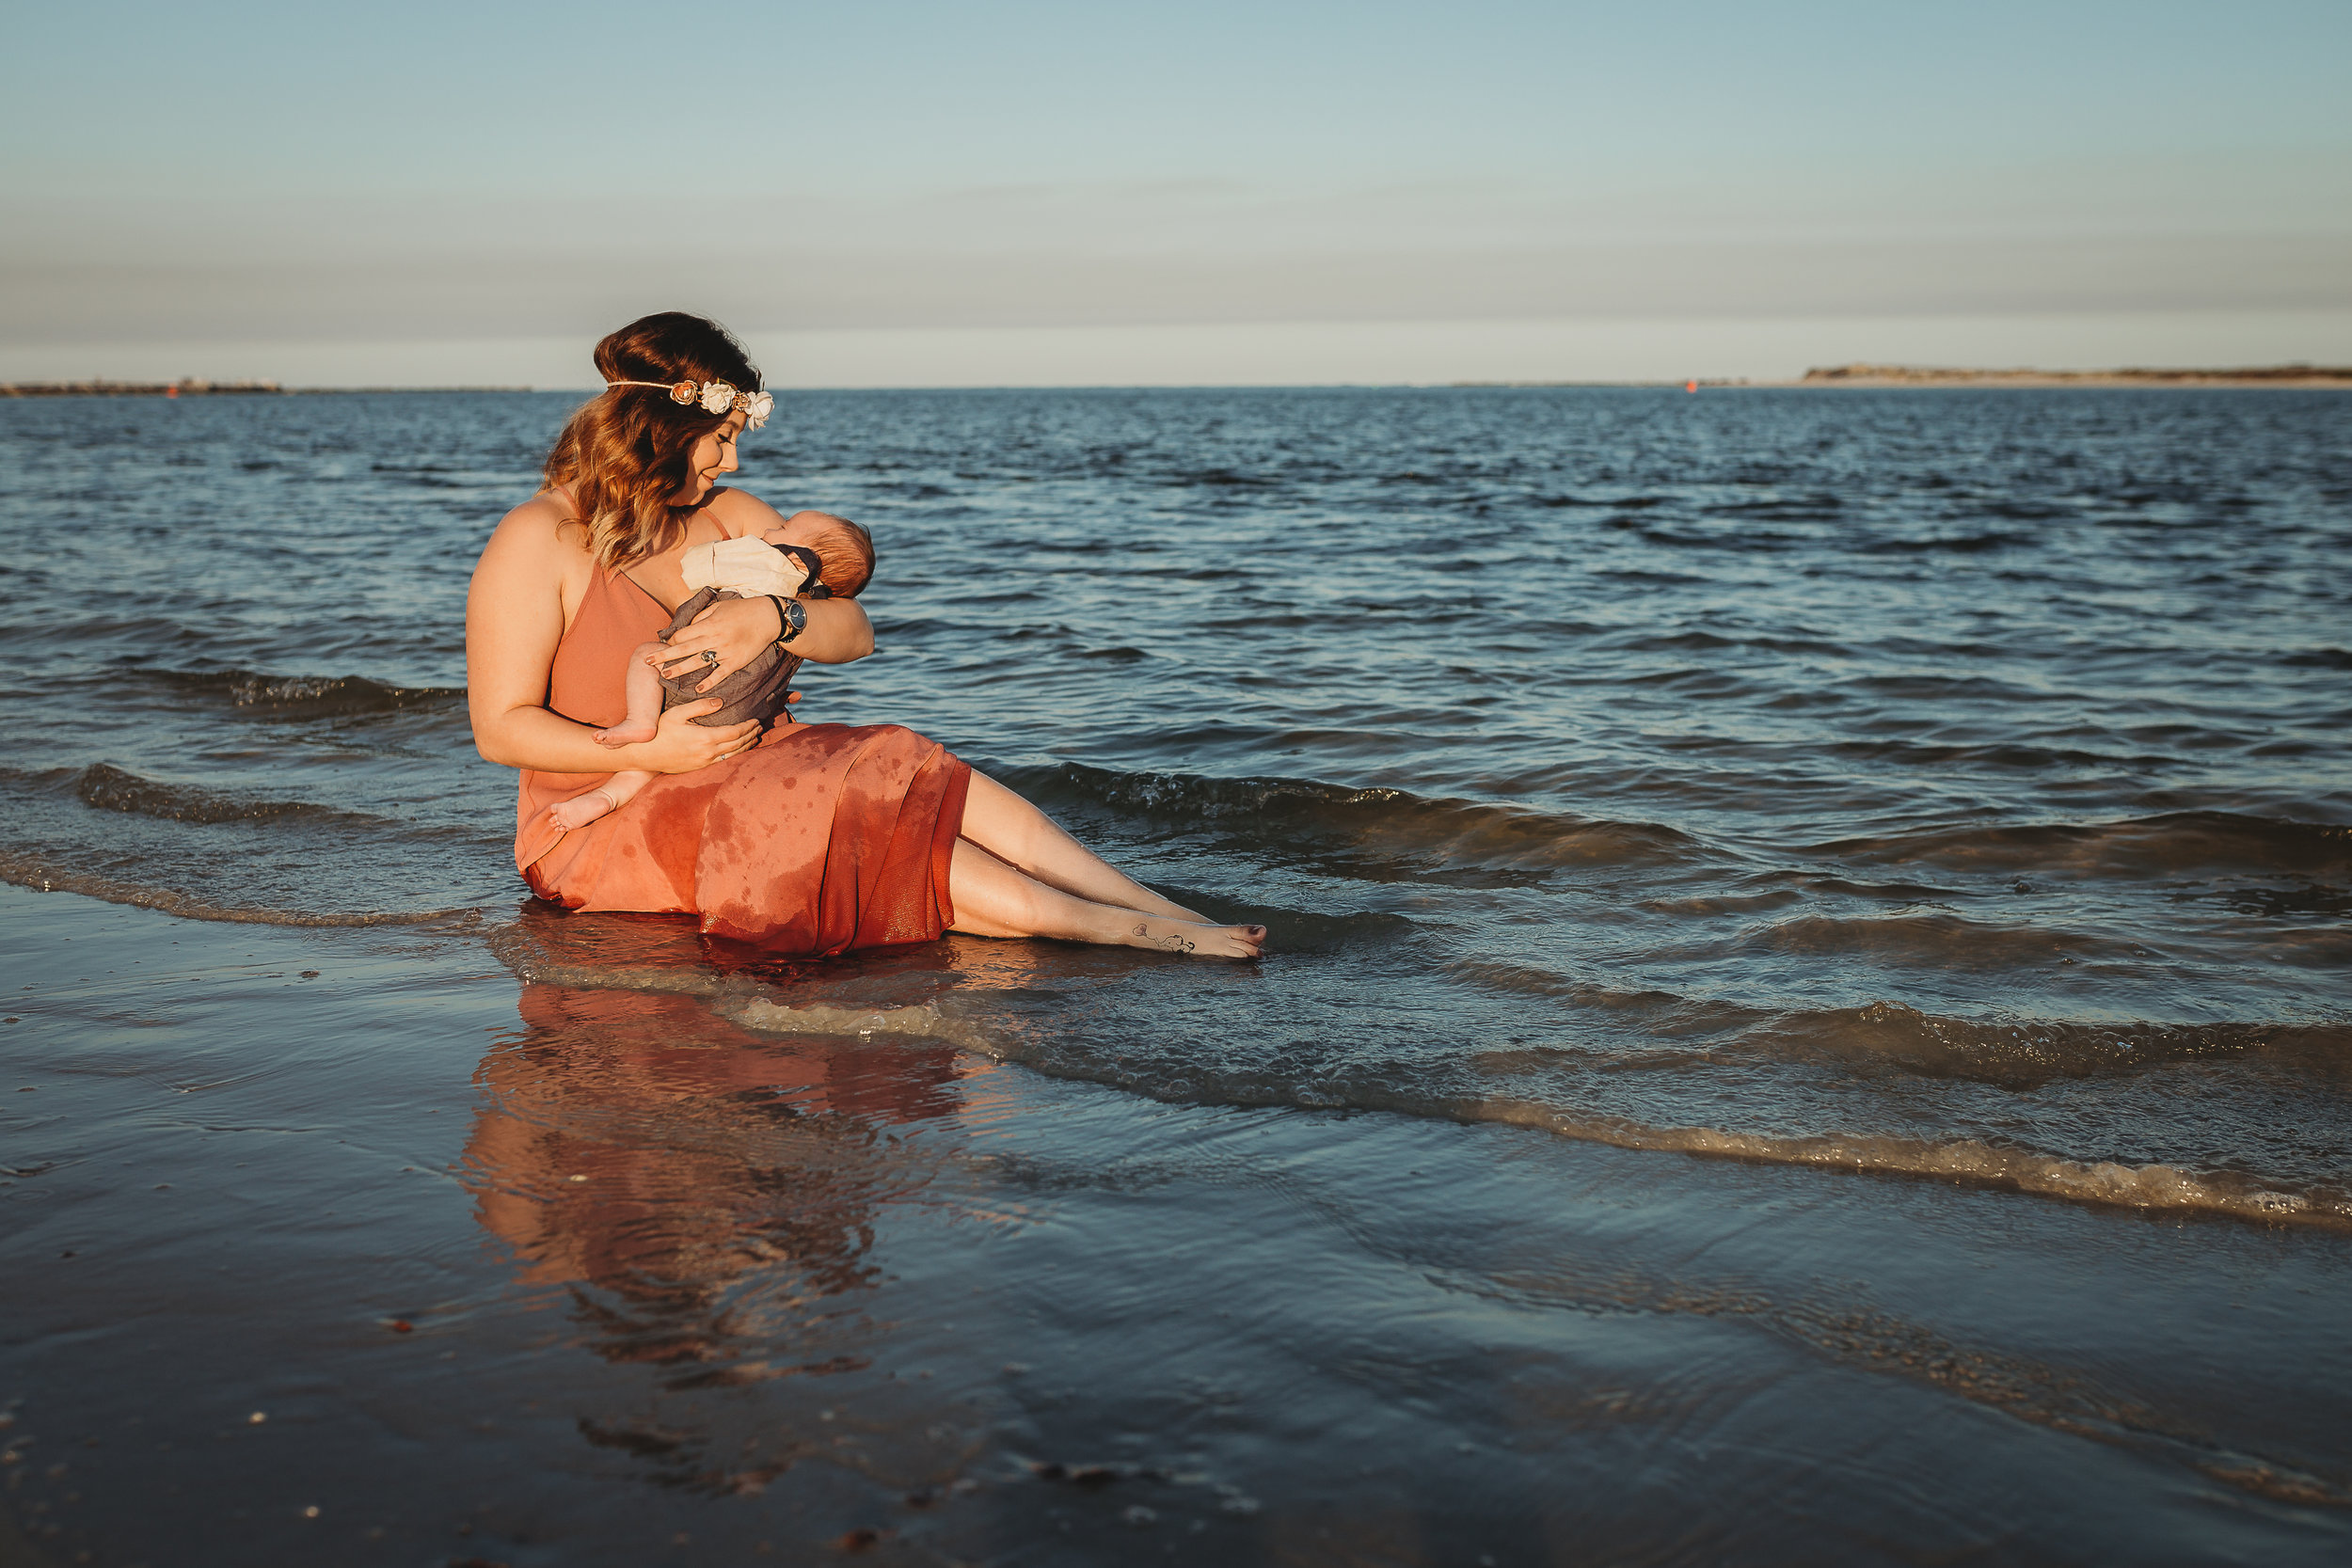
[4,883,2347,1565]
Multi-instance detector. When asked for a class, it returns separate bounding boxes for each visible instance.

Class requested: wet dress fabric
[515,565,969,954]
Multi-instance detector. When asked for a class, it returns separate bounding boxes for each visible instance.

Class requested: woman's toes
[1172,921,1265,959]
[1199,925,1265,959]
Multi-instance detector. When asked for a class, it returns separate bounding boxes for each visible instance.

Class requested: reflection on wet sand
[464,981,972,1387]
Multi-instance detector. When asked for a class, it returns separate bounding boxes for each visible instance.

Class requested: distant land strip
[0,379,533,397]
[8,369,2347,396]
[1797,363,2352,388]
[1454,364,2352,389]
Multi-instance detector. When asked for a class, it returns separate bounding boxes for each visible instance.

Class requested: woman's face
[677,411,748,504]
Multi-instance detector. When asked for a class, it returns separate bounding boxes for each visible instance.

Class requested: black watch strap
[769,594,807,645]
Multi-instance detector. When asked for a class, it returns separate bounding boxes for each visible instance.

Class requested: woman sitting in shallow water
[466,310,1265,960]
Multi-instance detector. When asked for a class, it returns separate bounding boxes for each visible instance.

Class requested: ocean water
[3,388,2344,1221]
[4,387,2351,1563]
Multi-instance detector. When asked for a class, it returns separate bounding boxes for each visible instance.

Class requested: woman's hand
[628,698,764,773]
[656,595,784,691]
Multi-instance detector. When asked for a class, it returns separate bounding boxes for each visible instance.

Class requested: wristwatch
[770,594,807,645]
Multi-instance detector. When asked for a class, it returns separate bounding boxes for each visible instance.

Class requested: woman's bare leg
[958,770,1210,921]
[947,840,1263,959]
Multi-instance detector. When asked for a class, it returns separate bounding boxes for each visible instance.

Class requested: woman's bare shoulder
[704,486,794,538]
[483,489,594,562]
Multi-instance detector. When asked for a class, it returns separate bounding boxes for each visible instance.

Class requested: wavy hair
[544,312,764,569]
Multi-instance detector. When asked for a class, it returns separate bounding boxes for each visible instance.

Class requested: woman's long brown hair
[543,312,764,569]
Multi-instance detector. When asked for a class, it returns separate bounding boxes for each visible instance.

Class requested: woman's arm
[465,499,761,773]
[653,592,874,687]
[652,490,875,684]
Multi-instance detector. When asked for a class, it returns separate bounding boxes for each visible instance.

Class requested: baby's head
[775,511,875,599]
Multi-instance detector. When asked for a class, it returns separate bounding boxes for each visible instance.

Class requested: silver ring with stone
[701,649,719,665]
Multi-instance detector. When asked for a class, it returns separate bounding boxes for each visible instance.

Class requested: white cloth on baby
[678,536,809,599]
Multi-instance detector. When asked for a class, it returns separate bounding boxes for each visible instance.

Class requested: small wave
[483,918,1007,1052]
[148,668,464,718]
[1980,499,2074,521]
[56,762,391,830]
[1723,911,2117,970]
[1605,520,1750,549]
[0,852,478,927]
[1857,531,2034,554]
[1002,762,1708,880]
[2220,883,2352,920]
[1845,672,2056,703]
[973,1014,2352,1228]
[1812,811,2352,879]
[1465,1103,2352,1229]
[1442,960,2344,1087]
[1713,495,1846,517]
[1748,1000,2344,1088]
[726,995,997,1048]
[1538,493,1667,510]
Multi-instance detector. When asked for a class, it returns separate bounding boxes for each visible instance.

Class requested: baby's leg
[547,769,654,832]
[593,642,671,746]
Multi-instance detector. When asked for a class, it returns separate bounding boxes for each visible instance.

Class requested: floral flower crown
[606,378,773,428]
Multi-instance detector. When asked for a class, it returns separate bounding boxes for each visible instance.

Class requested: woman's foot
[1137,893,1212,923]
[548,788,618,832]
[592,720,658,748]
[1117,916,1266,959]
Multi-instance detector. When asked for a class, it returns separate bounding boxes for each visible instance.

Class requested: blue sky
[5,0,2347,384]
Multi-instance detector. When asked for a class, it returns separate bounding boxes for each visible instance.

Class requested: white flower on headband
[607,378,771,426]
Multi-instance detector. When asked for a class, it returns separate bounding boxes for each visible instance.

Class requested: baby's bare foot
[548,789,617,832]
[592,721,658,748]
[1120,917,1266,960]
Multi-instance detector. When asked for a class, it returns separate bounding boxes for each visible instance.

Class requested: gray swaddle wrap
[656,587,803,730]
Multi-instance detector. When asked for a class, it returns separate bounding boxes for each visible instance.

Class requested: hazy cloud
[8,235,2345,345]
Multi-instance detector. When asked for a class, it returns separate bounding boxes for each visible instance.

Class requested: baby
[548,512,875,832]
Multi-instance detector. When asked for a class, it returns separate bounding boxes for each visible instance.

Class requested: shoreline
[5,883,2349,1563]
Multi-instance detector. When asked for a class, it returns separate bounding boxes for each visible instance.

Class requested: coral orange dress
[514,565,969,953]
